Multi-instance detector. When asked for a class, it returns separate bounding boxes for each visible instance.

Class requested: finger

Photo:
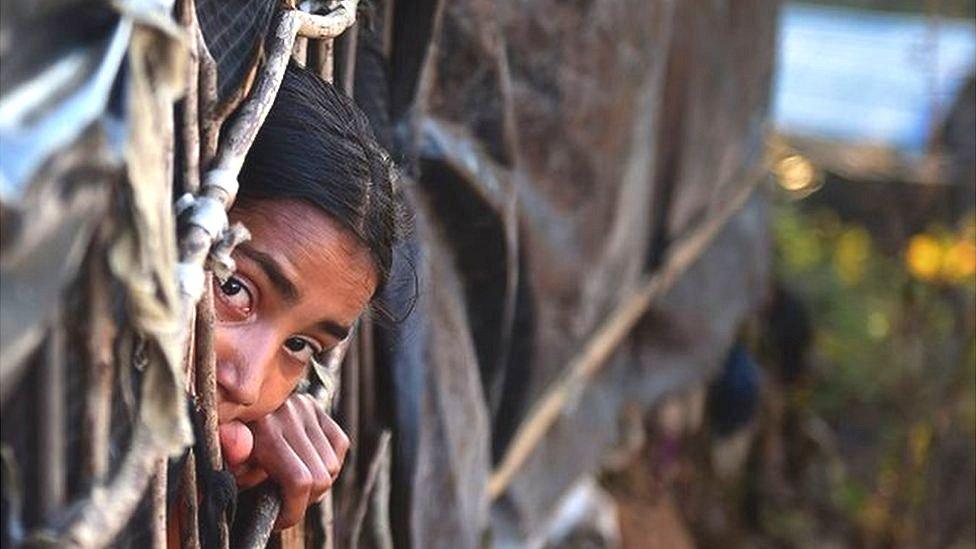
[314,406,350,466]
[234,464,268,490]
[250,432,313,530]
[281,419,332,502]
[303,419,342,480]
[219,420,254,469]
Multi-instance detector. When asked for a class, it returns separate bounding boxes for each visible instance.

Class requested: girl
[207,62,403,532]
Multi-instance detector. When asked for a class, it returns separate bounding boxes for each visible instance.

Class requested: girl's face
[214,198,377,426]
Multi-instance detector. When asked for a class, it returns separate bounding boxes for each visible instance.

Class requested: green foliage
[770,198,976,546]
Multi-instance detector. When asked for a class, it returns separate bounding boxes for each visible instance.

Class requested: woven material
[196,0,278,105]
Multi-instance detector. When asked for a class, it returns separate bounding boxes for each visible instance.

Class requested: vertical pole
[380,0,395,59]
[84,250,115,483]
[152,458,168,549]
[293,36,309,66]
[179,452,202,549]
[317,30,339,549]
[179,0,202,194]
[195,274,228,548]
[340,23,359,97]
[316,39,336,83]
[38,312,65,520]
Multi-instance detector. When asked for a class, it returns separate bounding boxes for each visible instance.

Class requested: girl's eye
[283,336,323,365]
[216,275,254,317]
[221,277,244,296]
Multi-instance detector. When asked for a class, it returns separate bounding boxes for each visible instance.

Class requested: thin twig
[487,173,765,500]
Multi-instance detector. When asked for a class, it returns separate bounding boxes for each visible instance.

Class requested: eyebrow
[236,244,352,342]
[317,320,351,341]
[236,244,300,304]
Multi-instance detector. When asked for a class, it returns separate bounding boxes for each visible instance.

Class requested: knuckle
[326,462,341,479]
[297,393,315,409]
[285,465,313,493]
[314,471,333,493]
[335,432,350,461]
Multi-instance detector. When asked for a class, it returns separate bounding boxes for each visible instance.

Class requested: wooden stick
[84,249,115,482]
[196,30,220,168]
[179,0,202,194]
[207,11,302,182]
[194,275,228,548]
[236,484,282,549]
[487,173,764,500]
[194,276,222,468]
[52,427,161,547]
[340,22,358,96]
[292,36,309,66]
[316,39,336,83]
[179,451,202,549]
[38,312,65,520]
[294,2,359,39]
[380,0,395,58]
[152,458,168,549]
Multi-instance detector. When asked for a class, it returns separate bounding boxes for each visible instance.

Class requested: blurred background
[606,1,976,547]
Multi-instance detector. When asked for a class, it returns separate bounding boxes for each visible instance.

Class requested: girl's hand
[221,393,349,530]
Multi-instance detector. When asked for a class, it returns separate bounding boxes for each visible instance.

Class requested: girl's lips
[219,420,254,469]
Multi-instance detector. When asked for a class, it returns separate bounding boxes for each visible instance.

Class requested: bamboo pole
[487,172,765,501]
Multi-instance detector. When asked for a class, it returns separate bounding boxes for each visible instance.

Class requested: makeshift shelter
[0,0,776,547]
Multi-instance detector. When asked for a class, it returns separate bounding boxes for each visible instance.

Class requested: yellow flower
[942,240,976,282]
[906,234,943,281]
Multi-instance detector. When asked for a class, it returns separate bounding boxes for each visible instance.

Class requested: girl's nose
[214,325,277,407]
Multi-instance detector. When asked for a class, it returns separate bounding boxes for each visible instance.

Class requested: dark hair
[237,62,405,292]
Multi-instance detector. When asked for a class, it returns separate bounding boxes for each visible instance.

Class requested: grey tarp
[375,0,778,546]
